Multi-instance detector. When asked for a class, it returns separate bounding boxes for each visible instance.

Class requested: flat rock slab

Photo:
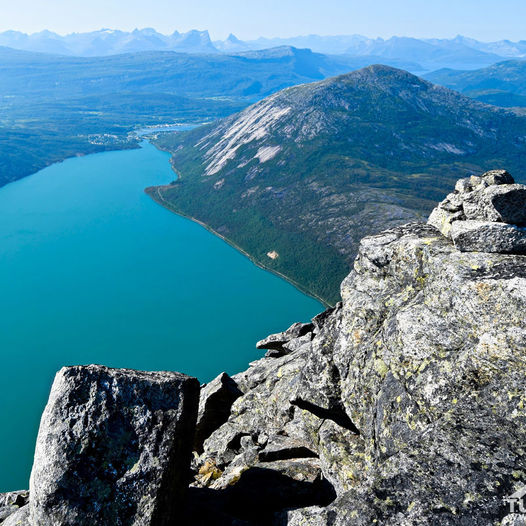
[194,372,242,453]
[256,322,313,351]
[29,365,200,526]
[450,220,526,254]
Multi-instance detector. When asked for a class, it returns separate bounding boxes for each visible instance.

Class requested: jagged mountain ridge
[0,28,217,56]
[152,65,526,303]
[0,29,519,71]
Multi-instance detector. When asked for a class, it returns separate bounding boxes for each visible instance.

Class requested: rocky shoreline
[3,170,526,525]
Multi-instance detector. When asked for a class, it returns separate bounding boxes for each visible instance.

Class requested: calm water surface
[0,141,321,491]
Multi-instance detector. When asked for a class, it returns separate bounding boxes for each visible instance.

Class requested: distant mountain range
[1,29,526,71]
[0,45,402,100]
[0,29,217,56]
[426,60,526,107]
[151,65,526,303]
[0,44,407,186]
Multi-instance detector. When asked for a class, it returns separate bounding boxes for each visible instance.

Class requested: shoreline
[145,184,331,309]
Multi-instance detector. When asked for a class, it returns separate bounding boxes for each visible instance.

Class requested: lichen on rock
[428,169,526,253]
[189,172,526,524]
[29,365,200,526]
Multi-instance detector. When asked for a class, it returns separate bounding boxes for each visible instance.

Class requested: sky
[0,0,524,42]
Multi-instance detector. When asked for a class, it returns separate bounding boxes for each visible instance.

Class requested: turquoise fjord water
[0,141,322,491]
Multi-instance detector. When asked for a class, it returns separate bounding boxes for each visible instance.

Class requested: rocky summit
[428,169,526,254]
[2,172,526,525]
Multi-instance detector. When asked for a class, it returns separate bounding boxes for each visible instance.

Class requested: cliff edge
[189,170,526,525]
[2,170,526,525]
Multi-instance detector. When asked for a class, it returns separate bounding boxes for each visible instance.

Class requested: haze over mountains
[426,60,526,107]
[0,45,371,186]
[1,28,526,71]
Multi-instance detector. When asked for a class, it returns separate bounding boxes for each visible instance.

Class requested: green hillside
[152,65,526,304]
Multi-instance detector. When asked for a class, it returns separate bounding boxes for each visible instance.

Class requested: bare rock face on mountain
[189,172,526,524]
[29,365,199,526]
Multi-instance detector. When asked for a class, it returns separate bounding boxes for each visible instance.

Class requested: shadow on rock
[184,466,336,525]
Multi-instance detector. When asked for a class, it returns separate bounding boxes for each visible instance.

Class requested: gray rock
[451,220,526,254]
[193,213,526,524]
[0,492,28,509]
[427,205,464,237]
[0,506,22,523]
[29,365,200,526]
[256,322,313,354]
[454,174,488,194]
[481,169,514,186]
[194,372,242,453]
[1,506,29,526]
[264,330,313,358]
[463,183,526,224]
[502,515,526,526]
[429,170,526,250]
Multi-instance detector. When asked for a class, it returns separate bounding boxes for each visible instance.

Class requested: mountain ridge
[152,65,526,303]
[0,29,522,71]
[426,59,526,107]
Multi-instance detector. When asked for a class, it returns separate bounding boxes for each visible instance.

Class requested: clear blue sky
[0,0,524,41]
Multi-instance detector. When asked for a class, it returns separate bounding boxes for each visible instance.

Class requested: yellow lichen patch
[474,282,492,302]
[352,330,364,344]
[374,358,389,378]
[198,459,223,485]
[422,237,439,245]
[225,465,249,486]
[129,461,141,474]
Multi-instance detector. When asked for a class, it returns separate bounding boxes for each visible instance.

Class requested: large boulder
[29,365,200,526]
[428,169,526,253]
[462,184,526,224]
